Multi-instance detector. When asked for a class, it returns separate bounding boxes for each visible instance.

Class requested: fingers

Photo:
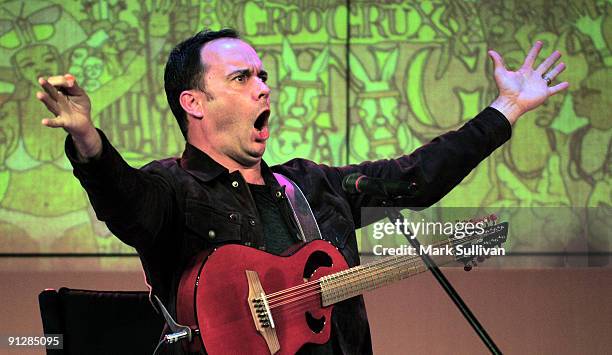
[38,77,62,102]
[45,74,72,87]
[36,91,60,116]
[46,74,83,96]
[522,41,543,69]
[548,82,570,96]
[488,50,506,72]
[536,50,562,75]
[543,62,566,82]
[41,117,67,129]
[52,74,85,96]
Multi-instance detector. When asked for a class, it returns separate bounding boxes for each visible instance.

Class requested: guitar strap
[273,173,322,242]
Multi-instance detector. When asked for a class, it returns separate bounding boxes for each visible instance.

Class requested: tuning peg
[464,264,472,272]
[477,256,485,263]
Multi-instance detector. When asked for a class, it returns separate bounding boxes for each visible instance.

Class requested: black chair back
[39,288,165,355]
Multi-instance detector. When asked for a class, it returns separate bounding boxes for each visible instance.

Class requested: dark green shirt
[250,183,338,354]
[249,183,297,254]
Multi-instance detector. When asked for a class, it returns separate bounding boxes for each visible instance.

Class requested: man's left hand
[489,41,569,125]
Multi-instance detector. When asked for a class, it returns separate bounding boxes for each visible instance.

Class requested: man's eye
[259,73,268,82]
[235,75,246,82]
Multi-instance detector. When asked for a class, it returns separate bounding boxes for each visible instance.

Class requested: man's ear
[179,90,204,119]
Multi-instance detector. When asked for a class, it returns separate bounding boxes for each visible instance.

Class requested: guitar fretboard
[317,225,504,306]
[319,248,453,306]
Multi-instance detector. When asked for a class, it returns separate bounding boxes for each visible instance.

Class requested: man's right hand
[36,74,102,160]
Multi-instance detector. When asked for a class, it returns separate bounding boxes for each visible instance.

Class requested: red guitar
[177,223,508,354]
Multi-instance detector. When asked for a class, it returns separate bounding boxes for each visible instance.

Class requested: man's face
[193,38,271,167]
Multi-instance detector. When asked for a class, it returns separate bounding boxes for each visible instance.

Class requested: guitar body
[177,239,349,354]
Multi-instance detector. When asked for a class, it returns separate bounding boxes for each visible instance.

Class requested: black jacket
[67,107,511,354]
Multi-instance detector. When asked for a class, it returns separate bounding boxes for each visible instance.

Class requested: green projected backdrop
[0,1,610,260]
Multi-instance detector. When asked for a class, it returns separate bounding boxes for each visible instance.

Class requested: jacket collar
[179,143,227,182]
[179,143,281,190]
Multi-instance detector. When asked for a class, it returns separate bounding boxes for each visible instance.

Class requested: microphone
[342,173,418,198]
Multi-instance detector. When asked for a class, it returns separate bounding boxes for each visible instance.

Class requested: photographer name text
[372,244,505,256]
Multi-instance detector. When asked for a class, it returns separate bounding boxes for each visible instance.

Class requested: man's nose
[256,80,270,101]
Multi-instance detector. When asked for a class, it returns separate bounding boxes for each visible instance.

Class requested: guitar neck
[317,221,508,306]
[319,246,455,306]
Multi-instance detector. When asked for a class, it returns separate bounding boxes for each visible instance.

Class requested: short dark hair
[164,28,240,139]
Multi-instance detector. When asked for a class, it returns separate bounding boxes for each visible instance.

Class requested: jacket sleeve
[331,107,512,227]
[66,129,177,250]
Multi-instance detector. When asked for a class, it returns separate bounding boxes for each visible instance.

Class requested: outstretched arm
[327,41,571,224]
[488,41,569,125]
[35,74,175,250]
[36,74,102,160]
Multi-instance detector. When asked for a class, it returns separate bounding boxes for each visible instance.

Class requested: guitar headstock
[448,219,509,271]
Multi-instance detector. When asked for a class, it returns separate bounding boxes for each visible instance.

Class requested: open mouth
[254,110,270,131]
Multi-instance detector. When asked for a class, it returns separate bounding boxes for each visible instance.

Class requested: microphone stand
[380,199,501,354]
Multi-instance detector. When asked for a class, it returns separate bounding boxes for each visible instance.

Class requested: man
[36,29,567,354]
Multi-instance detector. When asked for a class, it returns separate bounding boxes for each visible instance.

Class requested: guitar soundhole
[305,311,326,334]
[303,251,333,279]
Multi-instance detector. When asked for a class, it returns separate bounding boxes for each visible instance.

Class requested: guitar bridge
[253,292,275,328]
[246,270,280,354]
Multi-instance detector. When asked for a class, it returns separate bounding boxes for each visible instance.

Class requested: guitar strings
[266,254,413,306]
[267,253,419,307]
[266,232,469,302]
[268,255,425,310]
[265,230,491,310]
[265,237,443,302]
[266,235,470,308]
[268,250,425,308]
